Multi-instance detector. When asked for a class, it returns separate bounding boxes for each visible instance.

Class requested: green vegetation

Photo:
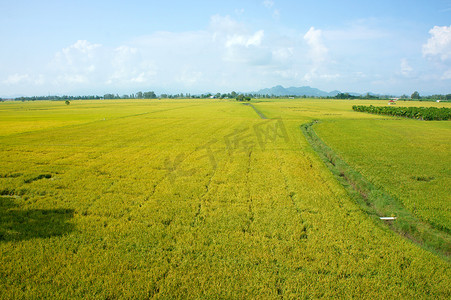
[236,95,252,101]
[411,91,420,100]
[315,117,451,234]
[302,121,450,258]
[353,105,451,120]
[0,99,450,298]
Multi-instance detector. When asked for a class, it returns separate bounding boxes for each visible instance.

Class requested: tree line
[335,91,451,101]
[12,95,103,101]
[409,91,451,101]
[3,90,451,102]
[352,105,451,120]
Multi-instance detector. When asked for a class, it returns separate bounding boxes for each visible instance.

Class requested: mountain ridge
[254,85,341,97]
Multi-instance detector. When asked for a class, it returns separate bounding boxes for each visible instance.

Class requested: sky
[1,0,451,97]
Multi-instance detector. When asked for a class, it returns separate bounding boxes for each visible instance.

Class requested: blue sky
[1,0,451,96]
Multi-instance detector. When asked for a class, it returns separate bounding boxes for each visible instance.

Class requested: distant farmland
[0,99,450,298]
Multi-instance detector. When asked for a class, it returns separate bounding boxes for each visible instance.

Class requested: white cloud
[422,26,451,82]
[129,73,146,83]
[223,30,272,65]
[70,40,101,54]
[52,40,102,74]
[262,0,280,19]
[304,27,328,64]
[209,16,271,66]
[400,58,413,76]
[34,74,46,85]
[108,45,155,84]
[112,60,157,85]
[2,73,46,86]
[56,74,87,84]
[2,14,308,95]
[210,15,244,37]
[247,30,265,47]
[272,47,294,62]
[47,40,107,88]
[442,69,451,79]
[3,73,30,84]
[303,72,340,83]
[422,25,451,60]
[50,40,159,87]
[0,15,362,95]
[225,30,264,48]
[263,0,274,9]
[303,27,337,81]
[324,25,388,41]
[114,45,137,58]
[177,67,203,86]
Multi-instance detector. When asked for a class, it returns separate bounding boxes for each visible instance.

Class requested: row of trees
[335,92,382,99]
[352,105,451,120]
[335,91,451,101]
[103,91,157,99]
[13,95,102,101]
[4,91,451,102]
[410,91,451,101]
[236,95,251,101]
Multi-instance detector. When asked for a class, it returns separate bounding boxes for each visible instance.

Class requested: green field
[315,118,451,233]
[0,99,450,298]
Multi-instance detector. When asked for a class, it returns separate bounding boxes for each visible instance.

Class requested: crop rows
[0,99,450,298]
[352,105,451,120]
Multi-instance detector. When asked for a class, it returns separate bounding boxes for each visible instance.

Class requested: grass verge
[301,120,451,262]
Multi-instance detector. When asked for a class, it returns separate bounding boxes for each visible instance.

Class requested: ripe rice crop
[0,99,450,298]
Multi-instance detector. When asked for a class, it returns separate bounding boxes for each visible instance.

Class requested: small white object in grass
[380,217,397,220]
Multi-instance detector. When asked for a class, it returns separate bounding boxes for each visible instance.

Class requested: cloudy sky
[1,0,451,96]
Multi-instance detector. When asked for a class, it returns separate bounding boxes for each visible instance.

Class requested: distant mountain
[255,85,340,97]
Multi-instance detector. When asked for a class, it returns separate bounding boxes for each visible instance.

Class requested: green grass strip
[301,120,451,262]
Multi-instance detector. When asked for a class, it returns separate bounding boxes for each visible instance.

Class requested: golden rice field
[0,99,450,298]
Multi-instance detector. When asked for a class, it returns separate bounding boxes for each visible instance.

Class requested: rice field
[0,99,450,298]
[315,117,451,233]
